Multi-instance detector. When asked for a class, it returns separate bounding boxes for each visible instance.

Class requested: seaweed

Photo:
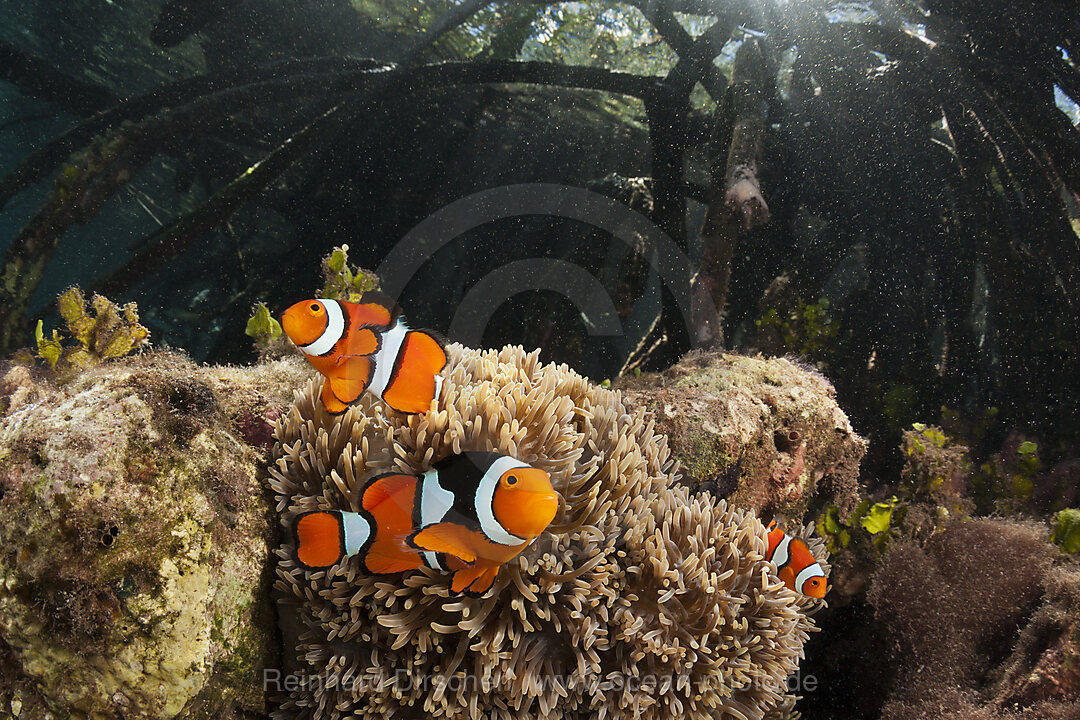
[33,287,149,371]
[319,244,381,302]
[755,296,839,359]
[1051,509,1080,554]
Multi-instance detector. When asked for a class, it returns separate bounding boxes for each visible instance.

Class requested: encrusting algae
[0,341,312,719]
[271,343,821,720]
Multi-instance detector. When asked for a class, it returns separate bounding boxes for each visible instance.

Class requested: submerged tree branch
[1,56,676,353]
[0,41,117,115]
[0,57,387,213]
[692,38,771,348]
[97,102,349,299]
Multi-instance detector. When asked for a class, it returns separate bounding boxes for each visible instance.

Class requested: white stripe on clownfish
[772,533,792,568]
[298,299,345,357]
[795,562,825,591]
[417,468,454,570]
[476,455,531,546]
[341,510,372,557]
[368,318,408,397]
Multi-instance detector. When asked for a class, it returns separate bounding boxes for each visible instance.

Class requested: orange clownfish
[766,520,828,599]
[293,452,559,595]
[281,293,447,415]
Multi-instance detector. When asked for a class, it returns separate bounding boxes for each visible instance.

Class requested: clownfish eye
[505,474,518,486]
[309,302,321,313]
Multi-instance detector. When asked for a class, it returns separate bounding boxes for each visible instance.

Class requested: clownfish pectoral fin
[410,523,477,564]
[450,564,499,594]
[364,547,423,574]
[320,380,349,414]
[294,511,346,568]
[325,355,373,410]
[777,565,796,592]
[346,327,381,356]
[381,331,447,414]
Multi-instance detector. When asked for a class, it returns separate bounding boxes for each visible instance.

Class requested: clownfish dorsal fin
[347,298,395,330]
[356,291,402,319]
[411,523,477,564]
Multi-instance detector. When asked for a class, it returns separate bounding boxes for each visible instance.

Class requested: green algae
[244,302,283,345]
[754,296,838,358]
[33,286,149,371]
[860,498,896,534]
[320,243,380,302]
[1051,509,1080,553]
[819,497,902,554]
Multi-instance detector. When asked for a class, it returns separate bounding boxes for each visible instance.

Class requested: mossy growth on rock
[33,286,149,371]
[818,422,974,559]
[0,350,311,719]
[901,423,971,504]
[868,519,1080,718]
[618,350,865,522]
[970,434,1043,514]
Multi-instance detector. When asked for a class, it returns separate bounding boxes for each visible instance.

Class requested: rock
[0,351,309,720]
[619,350,866,520]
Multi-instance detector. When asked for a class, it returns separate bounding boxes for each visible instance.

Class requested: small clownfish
[293,452,559,595]
[281,293,447,415]
[766,520,828,599]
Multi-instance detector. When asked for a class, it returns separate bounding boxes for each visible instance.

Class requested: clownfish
[766,520,828,599]
[292,452,559,595]
[281,293,447,415]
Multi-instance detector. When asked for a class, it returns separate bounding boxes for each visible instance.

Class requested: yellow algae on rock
[0,351,310,719]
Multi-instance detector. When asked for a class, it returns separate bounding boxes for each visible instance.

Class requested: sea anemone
[270,343,817,720]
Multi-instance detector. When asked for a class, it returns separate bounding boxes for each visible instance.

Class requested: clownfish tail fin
[294,511,347,568]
